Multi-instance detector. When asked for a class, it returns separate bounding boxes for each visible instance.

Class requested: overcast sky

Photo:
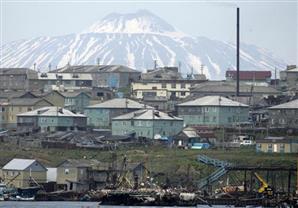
[1,0,297,64]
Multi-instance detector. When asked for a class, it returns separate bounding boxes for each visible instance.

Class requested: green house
[17,106,87,132]
[176,96,249,127]
[112,109,184,139]
[84,98,151,128]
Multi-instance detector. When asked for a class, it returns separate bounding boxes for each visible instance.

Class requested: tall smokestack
[236,7,240,97]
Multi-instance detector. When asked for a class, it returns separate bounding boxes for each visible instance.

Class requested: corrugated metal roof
[9,98,51,106]
[112,109,183,121]
[53,65,139,73]
[191,81,279,94]
[0,68,35,75]
[226,70,271,80]
[17,106,86,117]
[269,99,298,109]
[2,158,36,170]
[86,98,152,109]
[177,96,248,107]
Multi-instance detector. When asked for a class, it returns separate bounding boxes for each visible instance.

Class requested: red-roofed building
[226,70,272,86]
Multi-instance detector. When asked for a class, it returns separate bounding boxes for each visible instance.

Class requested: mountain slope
[0,10,286,79]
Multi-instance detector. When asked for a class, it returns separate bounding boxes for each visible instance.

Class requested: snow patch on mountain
[0,9,287,79]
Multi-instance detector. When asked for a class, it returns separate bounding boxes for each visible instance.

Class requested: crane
[253,172,274,197]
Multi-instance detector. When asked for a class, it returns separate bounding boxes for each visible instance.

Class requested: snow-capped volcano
[0,10,286,79]
[83,10,184,36]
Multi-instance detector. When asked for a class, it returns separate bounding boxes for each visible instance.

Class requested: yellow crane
[253,172,274,197]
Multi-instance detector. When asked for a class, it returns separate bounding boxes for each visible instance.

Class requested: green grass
[0,143,296,186]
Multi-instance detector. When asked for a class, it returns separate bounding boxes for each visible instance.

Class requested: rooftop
[0,68,36,75]
[112,109,183,121]
[269,99,298,109]
[9,98,52,106]
[191,81,279,94]
[226,70,272,80]
[2,158,37,170]
[177,96,248,107]
[53,65,140,73]
[142,67,183,80]
[36,73,92,80]
[86,98,152,109]
[17,106,86,117]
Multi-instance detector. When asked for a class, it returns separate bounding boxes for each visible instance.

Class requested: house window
[171,83,176,88]
[65,169,69,174]
[280,144,285,153]
[181,83,186,88]
[268,144,273,153]
[181,92,186,96]
[152,86,157,90]
[161,83,167,88]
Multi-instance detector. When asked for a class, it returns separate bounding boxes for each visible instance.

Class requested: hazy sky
[1,0,297,64]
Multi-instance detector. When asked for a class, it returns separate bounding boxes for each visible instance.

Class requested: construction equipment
[115,155,133,189]
[253,172,274,197]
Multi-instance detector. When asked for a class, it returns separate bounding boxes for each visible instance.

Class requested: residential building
[28,72,93,92]
[0,68,37,91]
[131,81,195,100]
[268,99,298,129]
[87,87,114,101]
[256,137,298,153]
[176,96,249,127]
[56,159,98,192]
[1,98,53,129]
[190,81,280,105]
[17,106,87,132]
[85,98,151,128]
[226,70,272,86]
[52,65,141,89]
[112,109,183,139]
[280,65,298,94]
[132,66,207,100]
[43,91,90,113]
[0,91,38,100]
[0,158,47,188]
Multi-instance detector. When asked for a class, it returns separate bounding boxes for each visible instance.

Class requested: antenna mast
[236,7,240,97]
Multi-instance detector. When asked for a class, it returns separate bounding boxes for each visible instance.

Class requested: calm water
[0,202,239,208]
[0,202,99,208]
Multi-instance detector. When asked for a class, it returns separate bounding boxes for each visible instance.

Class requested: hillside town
[0,63,297,206]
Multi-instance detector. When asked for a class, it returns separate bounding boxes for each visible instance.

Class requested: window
[171,83,176,88]
[80,169,84,175]
[152,86,157,90]
[181,83,186,88]
[181,92,186,96]
[65,169,69,174]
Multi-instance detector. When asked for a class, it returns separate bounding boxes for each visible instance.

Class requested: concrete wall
[256,143,295,153]
[177,106,249,127]
[269,109,298,129]
[85,108,141,128]
[132,82,192,99]
[112,119,184,139]
[3,100,53,128]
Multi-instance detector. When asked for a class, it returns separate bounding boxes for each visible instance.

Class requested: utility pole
[236,7,240,97]
[274,67,277,89]
[153,60,158,70]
